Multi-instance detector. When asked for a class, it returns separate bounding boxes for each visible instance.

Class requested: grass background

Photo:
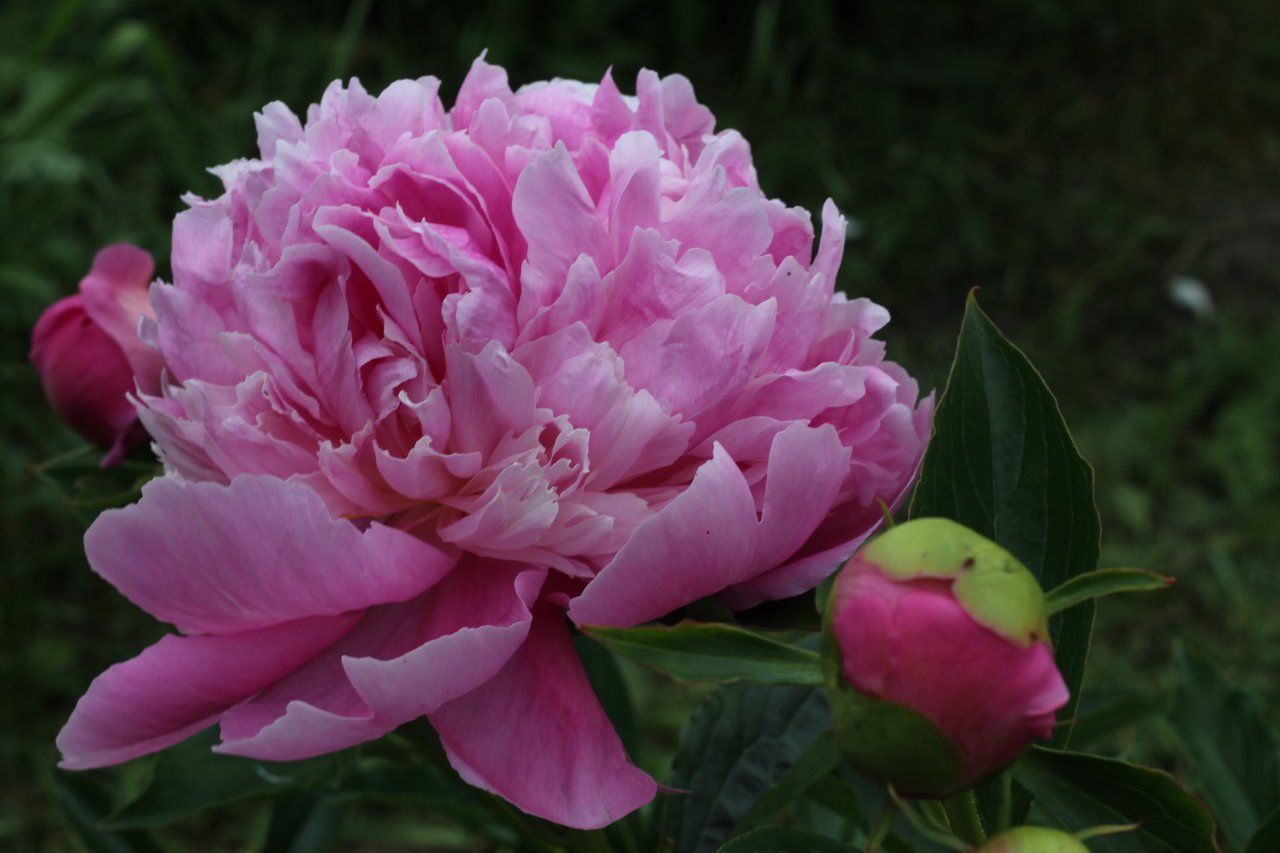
[2,0,1279,848]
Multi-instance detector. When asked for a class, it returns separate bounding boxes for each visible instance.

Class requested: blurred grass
[2,0,1279,848]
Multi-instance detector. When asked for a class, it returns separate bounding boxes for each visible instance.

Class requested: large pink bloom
[57,57,932,828]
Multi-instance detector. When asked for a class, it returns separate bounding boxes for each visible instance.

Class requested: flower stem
[943,790,986,846]
[867,795,898,851]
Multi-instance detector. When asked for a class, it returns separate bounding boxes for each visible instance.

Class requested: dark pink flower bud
[822,518,1069,797]
[30,245,162,465]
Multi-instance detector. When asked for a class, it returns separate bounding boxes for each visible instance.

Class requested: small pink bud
[822,518,1069,797]
[30,245,161,465]
[979,826,1091,852]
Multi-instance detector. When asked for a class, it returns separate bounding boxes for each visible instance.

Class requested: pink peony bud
[822,518,1069,797]
[979,826,1091,852]
[30,244,162,465]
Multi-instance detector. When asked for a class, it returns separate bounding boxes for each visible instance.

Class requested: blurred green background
[3,0,1279,849]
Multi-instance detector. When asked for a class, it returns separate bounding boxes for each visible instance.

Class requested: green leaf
[660,683,831,853]
[1012,746,1219,853]
[1169,646,1280,850]
[909,293,1101,749]
[583,622,822,686]
[31,449,160,511]
[333,759,519,846]
[103,729,337,829]
[732,731,842,836]
[262,791,351,853]
[1044,568,1173,614]
[54,776,163,853]
[1066,692,1161,748]
[717,825,856,851]
[1246,806,1280,853]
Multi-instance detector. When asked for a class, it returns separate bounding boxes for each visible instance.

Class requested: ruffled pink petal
[570,422,850,626]
[57,612,359,769]
[515,324,693,489]
[596,228,723,350]
[430,606,656,829]
[356,77,447,155]
[451,53,515,129]
[513,147,608,316]
[85,475,457,634]
[254,100,305,159]
[619,293,776,425]
[170,205,235,297]
[444,342,538,459]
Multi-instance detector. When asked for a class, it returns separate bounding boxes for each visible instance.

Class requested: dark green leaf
[1066,692,1162,749]
[1044,569,1173,614]
[262,791,351,853]
[103,729,336,829]
[717,825,856,852]
[805,775,863,827]
[909,293,1101,749]
[575,633,639,753]
[583,622,822,686]
[31,449,160,511]
[1169,646,1280,850]
[660,683,831,853]
[735,591,823,633]
[1013,746,1219,853]
[732,731,842,836]
[55,776,163,853]
[333,759,520,847]
[1246,806,1280,853]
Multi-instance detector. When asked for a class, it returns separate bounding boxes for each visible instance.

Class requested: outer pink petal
[430,606,656,829]
[57,613,359,769]
[85,475,456,634]
[569,422,849,627]
[216,561,545,761]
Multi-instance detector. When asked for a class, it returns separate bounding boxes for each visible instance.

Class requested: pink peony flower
[824,518,1069,797]
[30,245,164,465]
[56,57,932,828]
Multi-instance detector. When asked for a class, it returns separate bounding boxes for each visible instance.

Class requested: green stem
[866,796,898,851]
[943,790,986,846]
[997,773,1013,832]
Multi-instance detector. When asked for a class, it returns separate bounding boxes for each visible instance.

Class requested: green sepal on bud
[858,517,1049,646]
